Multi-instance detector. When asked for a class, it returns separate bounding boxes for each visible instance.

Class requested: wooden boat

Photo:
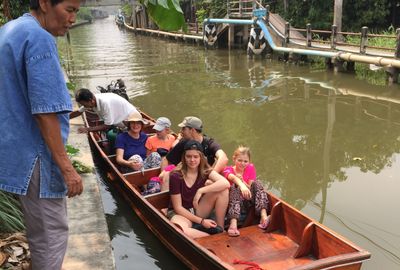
[83,111,371,270]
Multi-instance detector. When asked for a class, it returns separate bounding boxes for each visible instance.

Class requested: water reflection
[94,155,186,270]
[65,17,400,269]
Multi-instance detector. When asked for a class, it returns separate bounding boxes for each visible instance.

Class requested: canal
[64,16,400,270]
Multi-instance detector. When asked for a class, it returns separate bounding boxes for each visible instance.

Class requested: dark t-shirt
[166,136,220,166]
[114,131,148,160]
[169,171,208,209]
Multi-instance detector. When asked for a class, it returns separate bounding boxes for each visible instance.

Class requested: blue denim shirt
[0,14,72,198]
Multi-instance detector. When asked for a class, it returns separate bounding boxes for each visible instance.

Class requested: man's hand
[63,168,83,198]
[78,126,89,133]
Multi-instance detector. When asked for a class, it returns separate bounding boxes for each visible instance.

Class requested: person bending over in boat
[71,88,137,134]
[115,111,161,173]
[223,146,270,237]
[145,117,177,157]
[168,140,230,238]
[160,116,228,190]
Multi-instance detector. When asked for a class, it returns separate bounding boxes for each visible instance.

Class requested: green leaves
[66,144,92,174]
[140,0,185,31]
[66,144,80,156]
[0,191,25,233]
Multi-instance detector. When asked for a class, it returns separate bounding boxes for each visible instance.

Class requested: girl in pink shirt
[222,146,270,237]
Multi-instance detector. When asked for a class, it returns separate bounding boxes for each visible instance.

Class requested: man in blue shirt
[0,0,83,269]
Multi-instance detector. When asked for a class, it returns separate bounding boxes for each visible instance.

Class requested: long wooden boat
[83,111,371,270]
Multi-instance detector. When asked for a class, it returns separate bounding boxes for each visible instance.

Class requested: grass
[0,191,25,233]
[344,26,397,48]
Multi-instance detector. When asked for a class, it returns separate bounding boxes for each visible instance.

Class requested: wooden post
[239,0,243,17]
[243,24,249,49]
[229,24,235,49]
[284,22,290,47]
[331,25,337,49]
[306,23,312,47]
[395,28,400,59]
[346,61,355,72]
[385,66,399,85]
[265,5,270,24]
[227,0,230,18]
[360,26,368,54]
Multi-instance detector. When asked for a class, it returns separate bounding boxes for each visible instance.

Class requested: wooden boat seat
[124,167,161,189]
[146,190,170,209]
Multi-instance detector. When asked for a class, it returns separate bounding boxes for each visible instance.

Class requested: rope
[233,259,265,270]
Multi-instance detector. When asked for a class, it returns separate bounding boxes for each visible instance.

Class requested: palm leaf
[0,191,25,233]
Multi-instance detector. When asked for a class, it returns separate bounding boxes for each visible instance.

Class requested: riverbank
[63,111,115,269]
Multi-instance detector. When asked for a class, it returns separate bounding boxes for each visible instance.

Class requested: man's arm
[78,124,111,134]
[34,113,83,197]
[69,110,83,119]
[212,149,228,173]
[69,106,85,119]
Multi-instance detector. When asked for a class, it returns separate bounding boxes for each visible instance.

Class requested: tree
[333,0,343,32]
[0,0,29,26]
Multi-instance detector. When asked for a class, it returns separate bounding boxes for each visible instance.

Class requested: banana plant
[139,0,186,31]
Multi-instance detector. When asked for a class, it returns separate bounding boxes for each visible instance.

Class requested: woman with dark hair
[0,0,83,269]
[167,140,230,239]
[115,111,161,172]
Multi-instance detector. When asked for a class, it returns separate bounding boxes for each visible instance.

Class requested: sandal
[258,215,271,230]
[227,227,240,237]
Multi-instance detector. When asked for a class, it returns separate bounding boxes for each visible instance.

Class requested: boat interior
[85,112,370,270]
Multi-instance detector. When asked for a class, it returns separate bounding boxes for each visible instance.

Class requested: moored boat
[83,110,371,270]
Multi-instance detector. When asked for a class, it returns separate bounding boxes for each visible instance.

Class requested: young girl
[223,146,270,237]
[168,140,230,239]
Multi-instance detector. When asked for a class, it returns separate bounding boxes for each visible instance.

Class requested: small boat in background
[115,9,125,27]
[83,109,371,270]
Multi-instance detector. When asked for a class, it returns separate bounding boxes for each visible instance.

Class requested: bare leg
[170,215,209,239]
[196,188,229,228]
[160,171,170,191]
[260,208,268,223]
[214,189,229,228]
[227,218,240,237]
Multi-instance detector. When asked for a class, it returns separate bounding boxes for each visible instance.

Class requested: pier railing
[228,0,264,18]
[281,22,400,58]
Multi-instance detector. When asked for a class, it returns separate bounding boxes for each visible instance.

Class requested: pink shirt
[222,163,256,185]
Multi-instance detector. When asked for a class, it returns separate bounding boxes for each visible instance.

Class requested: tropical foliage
[76,7,93,22]
[0,0,29,26]
[194,0,226,23]
[271,0,400,32]
[139,0,185,31]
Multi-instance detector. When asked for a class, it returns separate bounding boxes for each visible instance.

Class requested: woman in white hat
[115,111,161,172]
